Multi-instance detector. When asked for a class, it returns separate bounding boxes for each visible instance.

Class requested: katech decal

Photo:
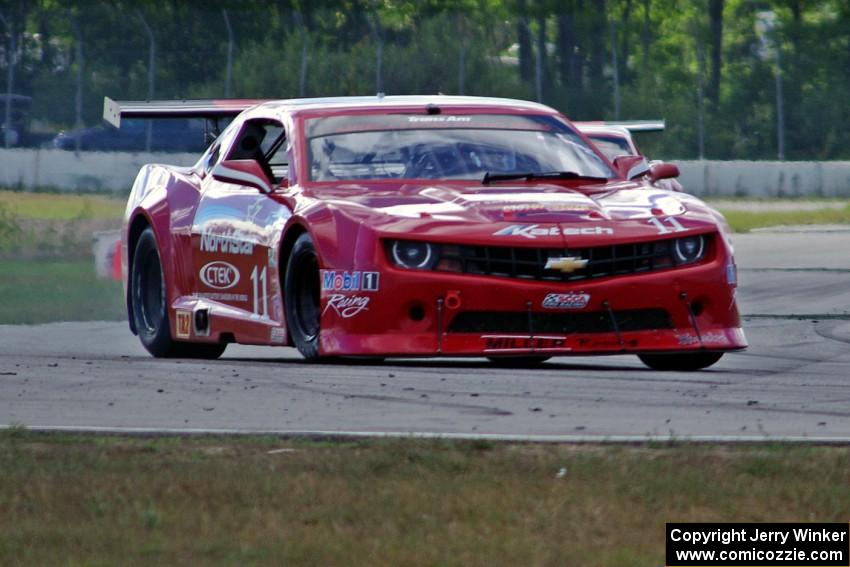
[200,228,255,255]
[483,335,568,351]
[321,270,380,292]
[542,292,591,309]
[175,310,191,339]
[200,261,240,290]
[493,224,613,239]
[323,294,370,318]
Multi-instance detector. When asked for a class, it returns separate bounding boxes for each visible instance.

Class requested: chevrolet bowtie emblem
[544,256,588,273]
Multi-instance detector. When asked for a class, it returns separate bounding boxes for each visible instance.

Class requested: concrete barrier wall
[0,149,197,192]
[678,160,850,197]
[2,148,850,197]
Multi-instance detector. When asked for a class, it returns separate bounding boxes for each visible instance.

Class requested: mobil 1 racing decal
[542,292,590,310]
[493,224,613,239]
[323,295,370,319]
[321,270,380,292]
[320,270,379,319]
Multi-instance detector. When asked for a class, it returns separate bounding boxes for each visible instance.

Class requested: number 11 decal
[648,216,687,234]
[251,265,268,318]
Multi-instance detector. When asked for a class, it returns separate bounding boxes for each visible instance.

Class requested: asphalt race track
[2,230,849,441]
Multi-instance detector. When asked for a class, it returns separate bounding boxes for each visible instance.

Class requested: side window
[227,118,288,184]
[205,144,220,172]
[264,125,289,183]
[201,120,239,174]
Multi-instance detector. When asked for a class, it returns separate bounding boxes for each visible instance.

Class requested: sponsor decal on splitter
[493,224,613,239]
[542,292,591,310]
[321,270,380,292]
[175,310,191,339]
[200,261,240,290]
[323,294,370,318]
[483,335,568,351]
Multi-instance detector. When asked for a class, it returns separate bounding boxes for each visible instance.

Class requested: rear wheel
[487,356,551,368]
[131,227,225,359]
[284,233,321,361]
[638,352,723,371]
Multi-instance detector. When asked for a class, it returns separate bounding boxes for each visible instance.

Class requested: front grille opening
[447,308,672,334]
[435,236,708,283]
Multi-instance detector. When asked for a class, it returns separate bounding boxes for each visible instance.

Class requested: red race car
[105,95,745,370]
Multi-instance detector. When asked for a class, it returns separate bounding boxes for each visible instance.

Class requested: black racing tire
[284,232,322,361]
[487,356,551,368]
[638,352,723,371]
[131,227,226,359]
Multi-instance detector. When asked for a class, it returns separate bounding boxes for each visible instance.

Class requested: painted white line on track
[5,425,850,444]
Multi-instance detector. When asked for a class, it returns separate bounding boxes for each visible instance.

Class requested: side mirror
[612,155,650,180]
[211,159,273,193]
[649,161,680,182]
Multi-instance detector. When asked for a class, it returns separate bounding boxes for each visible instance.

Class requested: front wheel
[638,352,723,371]
[131,227,225,359]
[284,232,321,361]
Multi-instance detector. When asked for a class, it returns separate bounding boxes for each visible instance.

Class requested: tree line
[0,0,848,160]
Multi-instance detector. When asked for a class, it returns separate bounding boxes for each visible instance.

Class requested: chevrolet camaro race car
[105,95,746,370]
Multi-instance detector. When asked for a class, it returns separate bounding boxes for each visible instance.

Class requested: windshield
[306,113,614,182]
[585,134,634,161]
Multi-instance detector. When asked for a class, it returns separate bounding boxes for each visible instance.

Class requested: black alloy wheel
[131,227,225,359]
[284,232,322,360]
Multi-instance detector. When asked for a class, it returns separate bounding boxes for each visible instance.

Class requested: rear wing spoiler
[102,96,269,128]
[574,119,665,133]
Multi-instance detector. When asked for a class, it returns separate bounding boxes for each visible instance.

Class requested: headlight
[674,235,705,264]
[390,240,437,270]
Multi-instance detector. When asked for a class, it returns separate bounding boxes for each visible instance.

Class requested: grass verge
[0,189,125,221]
[1,432,848,566]
[0,259,125,324]
[716,205,850,232]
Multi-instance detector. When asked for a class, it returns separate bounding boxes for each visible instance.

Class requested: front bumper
[317,250,747,357]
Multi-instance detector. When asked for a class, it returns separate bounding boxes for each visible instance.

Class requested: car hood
[309,181,719,246]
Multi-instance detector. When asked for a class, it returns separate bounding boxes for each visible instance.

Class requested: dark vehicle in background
[0,94,32,147]
[49,118,208,152]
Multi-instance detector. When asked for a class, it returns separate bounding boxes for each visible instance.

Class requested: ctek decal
[493,224,613,239]
[323,294,370,318]
[321,270,380,292]
[175,310,191,339]
[200,261,240,290]
[544,256,588,273]
[200,228,255,255]
[483,335,568,351]
[542,292,591,310]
